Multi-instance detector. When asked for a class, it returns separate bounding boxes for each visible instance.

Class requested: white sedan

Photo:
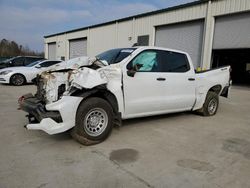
[0,60,62,86]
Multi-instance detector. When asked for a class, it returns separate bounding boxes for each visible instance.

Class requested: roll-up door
[155,20,204,68]
[213,12,250,49]
[48,42,56,60]
[69,38,87,59]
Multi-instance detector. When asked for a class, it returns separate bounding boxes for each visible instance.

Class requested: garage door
[155,20,204,68]
[213,12,250,49]
[48,42,56,60]
[69,38,87,59]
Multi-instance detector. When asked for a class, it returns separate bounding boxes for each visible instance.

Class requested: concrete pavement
[0,84,249,188]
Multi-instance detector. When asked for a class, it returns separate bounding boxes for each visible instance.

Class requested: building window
[137,35,149,46]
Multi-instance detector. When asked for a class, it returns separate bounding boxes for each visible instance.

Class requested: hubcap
[12,75,24,85]
[208,98,217,115]
[84,108,108,137]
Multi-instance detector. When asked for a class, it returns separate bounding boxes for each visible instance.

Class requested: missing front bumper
[19,93,62,123]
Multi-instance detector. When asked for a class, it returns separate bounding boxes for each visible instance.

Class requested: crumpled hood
[47,56,92,72]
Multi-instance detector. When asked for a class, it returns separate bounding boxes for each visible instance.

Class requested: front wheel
[72,97,114,145]
[10,74,26,86]
[198,91,219,116]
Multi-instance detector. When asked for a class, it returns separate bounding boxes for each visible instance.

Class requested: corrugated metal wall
[44,0,250,63]
[88,24,117,56]
[117,20,134,48]
[211,0,250,16]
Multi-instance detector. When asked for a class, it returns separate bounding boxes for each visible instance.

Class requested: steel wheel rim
[208,98,217,115]
[84,108,108,137]
[12,75,24,85]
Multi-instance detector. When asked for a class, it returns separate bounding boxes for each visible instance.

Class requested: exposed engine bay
[34,57,112,104]
[34,58,105,104]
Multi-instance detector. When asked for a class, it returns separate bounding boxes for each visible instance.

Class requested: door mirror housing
[127,63,143,77]
[127,69,136,77]
[35,64,41,68]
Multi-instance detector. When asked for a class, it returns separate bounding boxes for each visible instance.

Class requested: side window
[157,51,190,72]
[129,51,158,72]
[12,57,25,66]
[40,61,60,67]
[25,58,36,65]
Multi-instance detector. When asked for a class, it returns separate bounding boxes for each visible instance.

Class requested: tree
[0,39,44,57]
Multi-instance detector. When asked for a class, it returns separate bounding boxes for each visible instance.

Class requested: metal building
[44,0,250,85]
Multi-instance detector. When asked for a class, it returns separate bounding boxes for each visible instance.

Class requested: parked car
[19,47,231,145]
[0,60,62,86]
[0,57,11,63]
[0,56,44,69]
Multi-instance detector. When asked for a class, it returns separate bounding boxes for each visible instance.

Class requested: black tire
[72,97,114,145]
[198,91,219,116]
[10,74,26,86]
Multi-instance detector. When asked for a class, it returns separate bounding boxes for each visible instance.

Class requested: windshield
[96,48,135,65]
[25,60,43,67]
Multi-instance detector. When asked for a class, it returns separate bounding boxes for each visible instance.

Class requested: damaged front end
[19,58,122,134]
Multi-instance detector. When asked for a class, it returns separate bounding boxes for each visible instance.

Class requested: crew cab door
[155,50,196,111]
[123,49,196,118]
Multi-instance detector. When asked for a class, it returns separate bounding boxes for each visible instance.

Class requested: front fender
[71,68,107,89]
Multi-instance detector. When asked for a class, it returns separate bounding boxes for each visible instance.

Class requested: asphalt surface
[0,84,250,188]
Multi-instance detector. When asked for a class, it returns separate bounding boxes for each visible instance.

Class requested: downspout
[200,0,215,70]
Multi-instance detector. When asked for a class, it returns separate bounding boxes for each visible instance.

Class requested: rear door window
[157,51,190,72]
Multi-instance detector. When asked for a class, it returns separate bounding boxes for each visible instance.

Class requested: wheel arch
[192,84,222,111]
[208,84,222,95]
[72,87,119,115]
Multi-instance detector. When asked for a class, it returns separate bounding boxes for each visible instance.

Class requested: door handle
[157,77,166,81]
[188,78,195,81]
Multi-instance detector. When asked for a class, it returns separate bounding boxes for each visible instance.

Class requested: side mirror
[127,63,143,77]
[127,69,136,77]
[35,64,41,68]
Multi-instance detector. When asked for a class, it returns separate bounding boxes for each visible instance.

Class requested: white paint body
[26,47,231,134]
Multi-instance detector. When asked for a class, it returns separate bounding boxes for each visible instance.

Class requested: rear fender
[192,84,222,111]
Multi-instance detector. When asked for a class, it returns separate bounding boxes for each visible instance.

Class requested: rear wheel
[198,91,219,116]
[72,97,114,145]
[10,74,26,86]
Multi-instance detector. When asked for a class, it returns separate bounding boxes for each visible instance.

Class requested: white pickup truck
[19,47,231,145]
